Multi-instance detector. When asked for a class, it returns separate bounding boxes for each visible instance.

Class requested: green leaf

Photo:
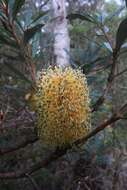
[125,0,127,7]
[115,18,127,52]
[31,10,49,24]
[12,0,25,20]
[4,62,32,84]
[0,27,18,48]
[0,12,8,21]
[67,13,94,23]
[2,0,9,5]
[23,24,44,44]
[105,6,124,22]
[15,17,24,33]
[0,35,17,47]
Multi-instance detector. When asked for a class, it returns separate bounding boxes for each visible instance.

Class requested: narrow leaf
[31,10,49,24]
[115,17,127,52]
[0,11,8,21]
[15,17,25,33]
[106,6,125,22]
[23,24,44,44]
[0,34,17,48]
[3,0,8,5]
[67,13,94,23]
[125,0,127,7]
[5,62,32,84]
[12,0,25,20]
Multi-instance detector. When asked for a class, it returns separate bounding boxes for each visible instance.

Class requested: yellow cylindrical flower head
[32,67,91,147]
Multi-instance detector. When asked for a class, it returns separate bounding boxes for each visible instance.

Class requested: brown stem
[75,113,120,146]
[0,137,38,156]
[108,49,118,83]
[25,173,41,190]
[0,103,126,179]
[92,49,118,112]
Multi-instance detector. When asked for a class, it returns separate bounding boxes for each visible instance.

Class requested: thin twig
[25,173,41,190]
[92,49,118,112]
[0,103,126,179]
[113,67,127,79]
[0,137,38,156]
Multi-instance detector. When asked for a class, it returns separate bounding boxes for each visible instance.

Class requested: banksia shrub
[31,67,91,147]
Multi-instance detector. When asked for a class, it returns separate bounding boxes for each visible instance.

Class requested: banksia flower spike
[31,67,91,147]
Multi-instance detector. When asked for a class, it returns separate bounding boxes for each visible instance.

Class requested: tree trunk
[52,0,70,68]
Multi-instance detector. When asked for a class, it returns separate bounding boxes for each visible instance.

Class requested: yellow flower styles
[32,67,91,147]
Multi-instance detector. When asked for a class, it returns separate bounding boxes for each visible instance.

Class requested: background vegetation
[0,0,127,189]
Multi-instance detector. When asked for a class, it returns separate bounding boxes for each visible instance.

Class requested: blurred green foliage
[0,0,127,189]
